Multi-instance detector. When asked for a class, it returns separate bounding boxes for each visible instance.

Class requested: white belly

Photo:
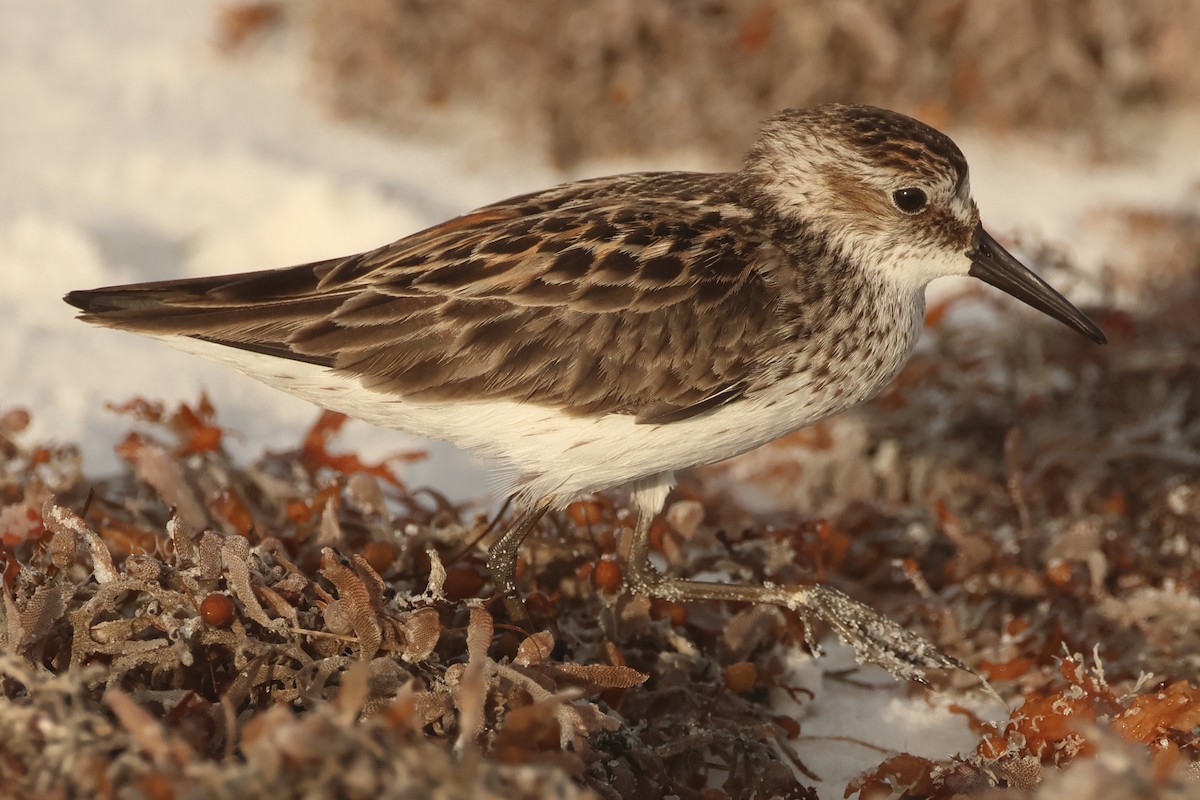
[156,320,918,503]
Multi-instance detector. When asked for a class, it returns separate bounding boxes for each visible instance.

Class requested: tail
[64,259,347,364]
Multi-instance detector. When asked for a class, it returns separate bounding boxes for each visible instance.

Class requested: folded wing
[66,173,790,423]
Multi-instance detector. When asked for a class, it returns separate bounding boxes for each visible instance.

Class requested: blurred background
[297,0,1200,166]
[2,0,1199,495]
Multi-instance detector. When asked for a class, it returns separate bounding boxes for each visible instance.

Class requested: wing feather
[67,172,794,422]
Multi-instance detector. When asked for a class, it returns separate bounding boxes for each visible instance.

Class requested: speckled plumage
[61,171,901,426]
[67,105,1105,674]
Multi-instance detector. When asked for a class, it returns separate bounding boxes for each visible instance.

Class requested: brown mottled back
[70,172,800,423]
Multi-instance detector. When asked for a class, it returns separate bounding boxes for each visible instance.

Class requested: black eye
[892,188,927,213]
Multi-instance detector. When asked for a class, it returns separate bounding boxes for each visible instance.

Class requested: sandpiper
[67,104,1105,679]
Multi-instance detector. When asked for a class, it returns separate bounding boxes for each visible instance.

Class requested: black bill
[967,225,1107,345]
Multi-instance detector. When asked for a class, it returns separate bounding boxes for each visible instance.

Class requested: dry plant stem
[492,663,585,750]
[1005,426,1034,540]
[446,493,515,567]
[485,501,551,623]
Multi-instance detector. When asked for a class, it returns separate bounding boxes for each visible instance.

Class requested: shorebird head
[743,104,1106,344]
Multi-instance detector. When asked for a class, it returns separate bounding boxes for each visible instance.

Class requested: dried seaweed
[3,218,1200,797]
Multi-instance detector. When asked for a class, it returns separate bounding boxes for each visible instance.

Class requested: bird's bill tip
[967,226,1107,345]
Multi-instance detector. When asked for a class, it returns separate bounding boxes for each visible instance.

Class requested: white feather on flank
[153,331,913,505]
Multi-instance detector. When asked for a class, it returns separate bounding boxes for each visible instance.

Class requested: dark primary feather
[66,172,800,423]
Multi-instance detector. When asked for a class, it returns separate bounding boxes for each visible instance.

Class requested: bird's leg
[486,500,551,623]
[621,480,964,684]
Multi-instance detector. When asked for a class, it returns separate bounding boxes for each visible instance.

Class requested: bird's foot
[625,558,973,687]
